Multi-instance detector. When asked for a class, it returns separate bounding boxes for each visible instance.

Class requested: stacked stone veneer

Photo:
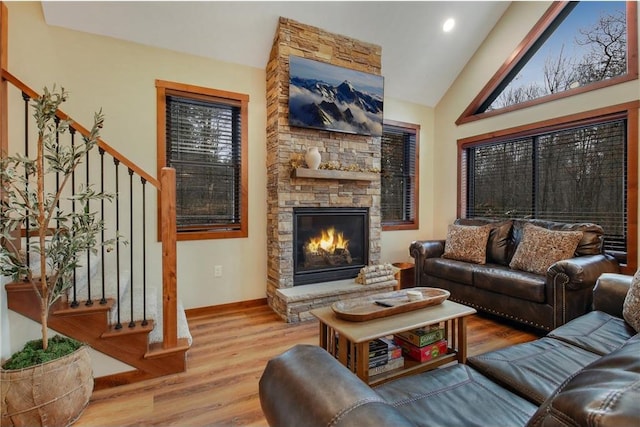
[266,17,393,322]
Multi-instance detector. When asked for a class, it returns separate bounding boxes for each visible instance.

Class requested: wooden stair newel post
[160,167,178,348]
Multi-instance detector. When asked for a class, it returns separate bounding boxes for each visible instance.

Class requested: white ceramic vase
[305,147,321,170]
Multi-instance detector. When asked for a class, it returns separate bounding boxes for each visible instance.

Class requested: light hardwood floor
[75,303,542,427]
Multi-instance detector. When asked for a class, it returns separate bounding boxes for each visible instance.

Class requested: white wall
[2,2,435,362]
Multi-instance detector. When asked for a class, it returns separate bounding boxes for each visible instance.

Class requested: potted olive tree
[0,86,114,426]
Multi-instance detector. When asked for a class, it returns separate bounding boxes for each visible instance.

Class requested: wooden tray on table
[331,287,450,321]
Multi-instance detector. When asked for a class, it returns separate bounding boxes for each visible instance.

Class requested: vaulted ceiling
[41,1,511,107]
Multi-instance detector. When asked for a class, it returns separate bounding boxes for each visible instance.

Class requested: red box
[394,337,448,363]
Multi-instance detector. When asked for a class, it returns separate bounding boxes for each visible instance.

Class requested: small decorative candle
[407,290,423,301]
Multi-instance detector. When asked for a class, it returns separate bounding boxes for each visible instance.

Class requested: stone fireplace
[266,18,395,322]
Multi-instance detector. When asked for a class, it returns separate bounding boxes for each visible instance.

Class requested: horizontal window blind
[381,125,416,224]
[466,118,626,260]
[468,138,533,218]
[166,95,242,229]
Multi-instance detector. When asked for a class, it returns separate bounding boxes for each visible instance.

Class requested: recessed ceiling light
[443,18,455,33]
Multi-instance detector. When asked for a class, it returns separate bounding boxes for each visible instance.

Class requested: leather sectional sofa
[410,218,620,331]
[259,273,639,427]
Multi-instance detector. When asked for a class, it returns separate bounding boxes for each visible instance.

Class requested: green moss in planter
[2,335,84,370]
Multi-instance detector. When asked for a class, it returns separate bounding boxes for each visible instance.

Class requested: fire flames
[306,227,349,255]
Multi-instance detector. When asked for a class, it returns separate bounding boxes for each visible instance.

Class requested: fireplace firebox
[293,207,369,286]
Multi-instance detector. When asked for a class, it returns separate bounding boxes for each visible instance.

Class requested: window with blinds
[465,118,627,262]
[157,80,248,240]
[381,121,419,230]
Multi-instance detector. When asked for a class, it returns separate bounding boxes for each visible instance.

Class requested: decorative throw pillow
[509,224,583,275]
[623,270,640,332]
[442,224,491,265]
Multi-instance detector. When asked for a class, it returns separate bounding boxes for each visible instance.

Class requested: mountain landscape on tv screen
[289,76,384,136]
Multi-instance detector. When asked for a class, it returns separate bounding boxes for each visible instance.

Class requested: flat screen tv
[288,55,384,137]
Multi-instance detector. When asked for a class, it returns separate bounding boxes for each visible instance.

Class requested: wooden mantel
[291,168,379,181]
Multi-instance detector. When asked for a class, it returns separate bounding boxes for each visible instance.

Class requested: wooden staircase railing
[1,69,180,353]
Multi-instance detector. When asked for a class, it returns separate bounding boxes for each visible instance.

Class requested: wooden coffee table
[311,300,476,385]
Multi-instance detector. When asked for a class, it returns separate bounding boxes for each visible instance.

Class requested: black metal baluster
[70,127,79,308]
[54,117,60,229]
[22,92,30,269]
[99,148,107,305]
[141,177,148,326]
[128,168,135,328]
[114,158,122,329]
[85,147,93,306]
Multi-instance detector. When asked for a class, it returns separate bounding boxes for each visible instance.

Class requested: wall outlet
[214,265,223,278]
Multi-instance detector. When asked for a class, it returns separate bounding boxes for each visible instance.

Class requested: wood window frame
[457,101,639,274]
[156,79,249,241]
[457,1,638,125]
[381,119,420,231]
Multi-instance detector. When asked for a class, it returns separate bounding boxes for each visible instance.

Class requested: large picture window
[156,80,248,240]
[458,1,637,124]
[459,104,638,271]
[381,120,419,230]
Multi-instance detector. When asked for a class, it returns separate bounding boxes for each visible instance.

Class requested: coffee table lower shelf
[311,300,476,386]
[368,350,458,386]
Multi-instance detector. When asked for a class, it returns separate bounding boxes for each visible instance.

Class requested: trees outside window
[458,1,636,124]
[487,2,628,111]
[156,80,248,240]
[381,120,419,230]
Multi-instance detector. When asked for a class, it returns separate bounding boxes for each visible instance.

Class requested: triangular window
[458,1,637,124]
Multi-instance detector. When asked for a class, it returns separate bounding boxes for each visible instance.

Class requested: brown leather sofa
[410,218,620,331]
[259,274,639,427]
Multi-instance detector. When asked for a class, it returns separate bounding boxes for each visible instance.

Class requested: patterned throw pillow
[442,224,491,265]
[509,224,583,275]
[623,270,640,332]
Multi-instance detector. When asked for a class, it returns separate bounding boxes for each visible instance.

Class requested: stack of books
[369,337,404,376]
[394,326,448,363]
[335,335,405,376]
[368,338,391,369]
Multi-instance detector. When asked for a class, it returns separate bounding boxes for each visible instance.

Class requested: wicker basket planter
[1,346,93,427]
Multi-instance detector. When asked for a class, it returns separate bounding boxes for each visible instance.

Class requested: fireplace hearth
[294,207,368,286]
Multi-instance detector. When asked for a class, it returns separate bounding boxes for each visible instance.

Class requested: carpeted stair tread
[111,282,157,326]
[80,262,131,305]
[148,297,193,346]
[26,250,101,297]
